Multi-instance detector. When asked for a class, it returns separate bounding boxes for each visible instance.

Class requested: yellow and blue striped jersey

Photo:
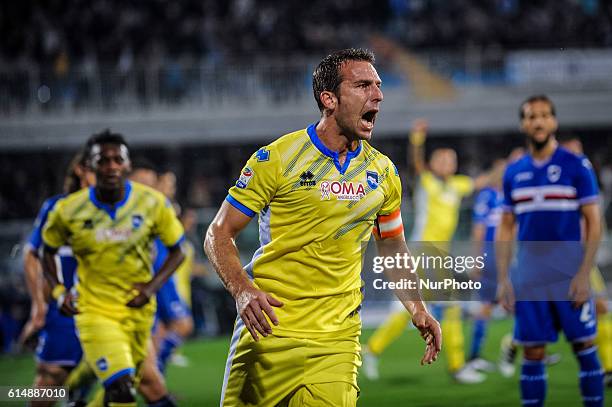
[43,181,184,321]
[227,123,402,337]
[410,171,473,241]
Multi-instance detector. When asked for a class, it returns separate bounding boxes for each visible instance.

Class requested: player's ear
[320,90,337,112]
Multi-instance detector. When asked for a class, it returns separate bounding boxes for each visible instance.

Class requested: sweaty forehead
[340,60,380,82]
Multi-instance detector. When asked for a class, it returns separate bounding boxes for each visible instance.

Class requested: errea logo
[299,171,316,187]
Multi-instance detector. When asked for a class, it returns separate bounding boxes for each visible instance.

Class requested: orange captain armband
[373,208,404,240]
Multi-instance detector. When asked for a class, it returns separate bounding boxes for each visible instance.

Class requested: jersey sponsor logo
[514,172,533,182]
[320,181,366,201]
[132,214,143,229]
[366,170,379,189]
[96,357,108,372]
[547,165,561,183]
[95,227,133,242]
[236,167,254,189]
[299,171,316,186]
[255,148,270,162]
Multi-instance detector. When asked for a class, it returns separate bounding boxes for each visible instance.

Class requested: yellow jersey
[43,181,184,321]
[410,171,473,241]
[175,239,194,307]
[227,124,402,337]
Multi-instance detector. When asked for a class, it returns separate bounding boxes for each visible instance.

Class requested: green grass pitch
[0,319,603,406]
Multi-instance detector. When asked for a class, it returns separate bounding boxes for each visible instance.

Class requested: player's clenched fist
[235,285,283,341]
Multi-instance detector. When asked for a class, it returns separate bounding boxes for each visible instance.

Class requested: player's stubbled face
[92,143,131,190]
[520,101,558,146]
[335,60,383,141]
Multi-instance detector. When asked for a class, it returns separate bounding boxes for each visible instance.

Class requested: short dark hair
[84,129,129,160]
[519,95,556,119]
[312,48,375,112]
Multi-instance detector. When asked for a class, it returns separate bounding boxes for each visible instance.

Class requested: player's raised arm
[204,201,283,342]
[408,119,428,176]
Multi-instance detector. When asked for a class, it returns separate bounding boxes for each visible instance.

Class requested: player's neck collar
[89,181,132,220]
[307,122,362,175]
[530,146,559,168]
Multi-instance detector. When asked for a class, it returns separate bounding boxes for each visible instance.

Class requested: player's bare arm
[41,245,78,316]
[375,234,442,365]
[495,211,516,312]
[408,119,427,175]
[570,202,601,307]
[469,223,486,280]
[204,200,283,342]
[20,248,47,343]
[127,245,185,308]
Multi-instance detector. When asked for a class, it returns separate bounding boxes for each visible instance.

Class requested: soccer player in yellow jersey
[365,119,489,384]
[205,48,442,406]
[41,131,185,407]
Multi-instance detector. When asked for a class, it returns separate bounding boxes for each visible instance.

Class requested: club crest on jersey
[236,167,254,189]
[132,214,143,229]
[547,165,561,183]
[320,181,365,201]
[366,170,379,189]
[96,357,108,372]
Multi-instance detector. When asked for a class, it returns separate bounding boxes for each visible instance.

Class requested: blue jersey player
[21,152,94,404]
[467,159,506,373]
[497,95,604,407]
[153,238,193,373]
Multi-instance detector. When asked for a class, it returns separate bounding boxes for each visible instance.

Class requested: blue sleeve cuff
[579,195,599,205]
[167,235,185,250]
[226,195,256,217]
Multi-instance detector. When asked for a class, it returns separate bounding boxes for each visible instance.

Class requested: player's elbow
[203,222,221,258]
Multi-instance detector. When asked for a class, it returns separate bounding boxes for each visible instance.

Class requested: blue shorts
[36,304,82,367]
[513,300,597,346]
[156,277,191,323]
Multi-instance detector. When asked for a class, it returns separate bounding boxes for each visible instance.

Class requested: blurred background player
[42,131,185,407]
[20,151,95,406]
[129,163,194,374]
[364,118,489,383]
[558,134,612,387]
[497,95,604,407]
[152,171,194,374]
[466,158,506,374]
